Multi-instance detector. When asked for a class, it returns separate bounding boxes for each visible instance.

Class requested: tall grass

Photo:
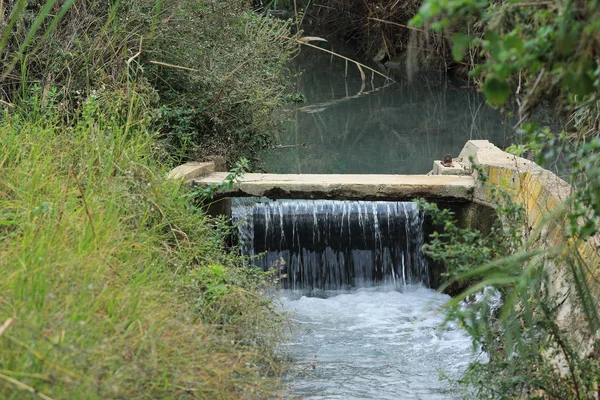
[1,0,299,168]
[0,91,284,399]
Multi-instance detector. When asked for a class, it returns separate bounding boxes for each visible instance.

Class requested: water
[232,199,476,399]
[235,49,493,398]
[280,286,473,400]
[232,199,428,291]
[263,50,513,174]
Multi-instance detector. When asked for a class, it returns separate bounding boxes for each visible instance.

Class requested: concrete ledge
[432,159,469,175]
[166,161,217,181]
[191,173,475,202]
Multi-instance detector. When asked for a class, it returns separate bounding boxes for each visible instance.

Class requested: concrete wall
[456,140,598,279]
[167,159,231,217]
[446,140,599,353]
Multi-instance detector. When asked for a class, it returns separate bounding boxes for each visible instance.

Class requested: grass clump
[0,92,284,399]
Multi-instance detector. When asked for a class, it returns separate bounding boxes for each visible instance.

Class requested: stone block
[432,159,468,176]
[166,161,216,181]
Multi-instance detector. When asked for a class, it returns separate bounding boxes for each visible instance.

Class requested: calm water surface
[263,50,513,174]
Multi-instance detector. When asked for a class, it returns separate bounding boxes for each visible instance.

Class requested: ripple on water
[280,285,474,400]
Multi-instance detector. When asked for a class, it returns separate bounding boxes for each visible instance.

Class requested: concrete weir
[169,139,599,356]
[191,173,474,202]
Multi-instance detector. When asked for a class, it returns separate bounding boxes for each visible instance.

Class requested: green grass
[0,91,284,399]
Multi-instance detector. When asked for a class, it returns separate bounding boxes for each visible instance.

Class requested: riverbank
[0,94,287,399]
[0,1,297,397]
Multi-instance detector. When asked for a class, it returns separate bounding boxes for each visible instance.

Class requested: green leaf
[563,70,594,97]
[555,30,578,56]
[484,30,501,58]
[452,33,471,62]
[483,76,511,105]
[503,34,524,56]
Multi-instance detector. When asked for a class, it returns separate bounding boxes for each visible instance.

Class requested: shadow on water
[264,49,514,174]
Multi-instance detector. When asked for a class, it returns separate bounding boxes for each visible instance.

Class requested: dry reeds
[305,0,451,70]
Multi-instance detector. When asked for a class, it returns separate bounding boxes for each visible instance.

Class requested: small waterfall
[232,199,429,290]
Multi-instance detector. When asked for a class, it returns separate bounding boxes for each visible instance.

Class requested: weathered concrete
[450,140,599,357]
[166,156,227,181]
[432,158,469,176]
[457,140,575,246]
[166,161,218,181]
[190,173,475,202]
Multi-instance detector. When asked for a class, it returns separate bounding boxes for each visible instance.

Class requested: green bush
[410,1,600,397]
[1,0,299,167]
[420,180,600,399]
[144,1,298,166]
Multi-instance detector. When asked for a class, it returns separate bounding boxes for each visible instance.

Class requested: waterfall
[232,199,429,290]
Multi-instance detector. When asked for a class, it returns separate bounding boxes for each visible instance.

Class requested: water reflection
[264,51,513,174]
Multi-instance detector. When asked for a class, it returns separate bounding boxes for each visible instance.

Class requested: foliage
[411,0,600,130]
[418,198,523,281]
[0,1,300,398]
[145,1,299,166]
[0,90,284,398]
[421,177,600,399]
[282,0,441,64]
[186,158,250,201]
[412,0,600,397]
[1,0,299,168]
[285,91,307,103]
[419,162,525,282]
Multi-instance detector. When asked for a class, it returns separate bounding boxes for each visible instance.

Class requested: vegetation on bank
[410,0,600,398]
[0,1,297,398]
[0,95,285,399]
[1,0,298,167]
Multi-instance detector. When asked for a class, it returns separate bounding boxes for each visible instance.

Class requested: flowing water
[232,199,475,399]
[280,287,473,400]
[232,200,428,291]
[232,47,506,399]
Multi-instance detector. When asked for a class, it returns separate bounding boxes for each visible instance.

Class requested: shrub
[1,0,299,167]
[410,1,600,397]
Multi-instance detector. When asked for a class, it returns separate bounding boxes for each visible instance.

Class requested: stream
[280,287,473,400]
[263,49,512,174]
[248,49,508,399]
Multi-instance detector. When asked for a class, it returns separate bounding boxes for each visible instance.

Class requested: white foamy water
[280,286,474,399]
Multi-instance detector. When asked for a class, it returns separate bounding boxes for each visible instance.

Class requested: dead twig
[148,60,199,72]
[0,99,14,107]
[513,67,546,129]
[0,318,13,337]
[294,39,393,82]
[201,87,225,116]
[0,373,54,400]
[368,17,433,36]
[126,36,143,67]
[506,2,553,6]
